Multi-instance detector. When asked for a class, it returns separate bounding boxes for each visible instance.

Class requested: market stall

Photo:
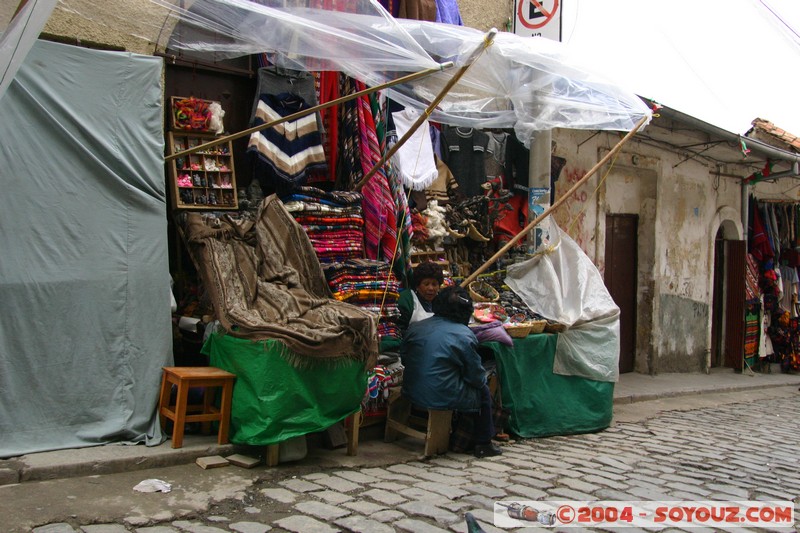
[158,0,645,451]
[1,0,651,457]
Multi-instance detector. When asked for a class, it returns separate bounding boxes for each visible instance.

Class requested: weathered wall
[551,123,747,374]
[43,0,173,55]
[459,0,512,32]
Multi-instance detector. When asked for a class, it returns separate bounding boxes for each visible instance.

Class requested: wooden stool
[158,366,236,449]
[384,387,452,456]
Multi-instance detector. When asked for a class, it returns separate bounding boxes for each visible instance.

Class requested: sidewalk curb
[613,381,799,404]
[1,441,236,487]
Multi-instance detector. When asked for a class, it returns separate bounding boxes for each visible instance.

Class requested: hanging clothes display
[484,131,508,180]
[749,197,800,373]
[248,94,327,193]
[440,126,489,198]
[248,67,327,194]
[391,107,439,190]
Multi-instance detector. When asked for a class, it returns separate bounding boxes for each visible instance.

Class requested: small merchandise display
[167,131,238,210]
[170,96,225,133]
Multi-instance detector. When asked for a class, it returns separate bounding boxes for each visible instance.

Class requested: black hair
[412,261,444,288]
[432,286,473,325]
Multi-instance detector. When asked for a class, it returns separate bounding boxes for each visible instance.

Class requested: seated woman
[400,286,502,458]
[396,261,444,334]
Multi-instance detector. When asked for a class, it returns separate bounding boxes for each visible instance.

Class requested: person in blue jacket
[400,285,502,458]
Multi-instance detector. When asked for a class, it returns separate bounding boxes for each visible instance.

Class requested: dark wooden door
[724,240,746,370]
[604,215,638,374]
[710,230,725,366]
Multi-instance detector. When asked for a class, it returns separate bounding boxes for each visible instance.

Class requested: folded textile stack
[322,259,403,343]
[282,186,365,263]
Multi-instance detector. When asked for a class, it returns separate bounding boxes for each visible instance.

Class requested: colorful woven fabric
[322,259,403,338]
[356,80,397,261]
[281,186,366,264]
[744,306,760,358]
[248,93,327,190]
[335,76,363,190]
[745,253,760,301]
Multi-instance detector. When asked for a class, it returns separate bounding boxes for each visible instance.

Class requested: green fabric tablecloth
[203,332,368,446]
[484,334,614,438]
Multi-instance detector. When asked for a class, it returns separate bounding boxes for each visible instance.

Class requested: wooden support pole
[460,114,651,287]
[354,28,498,191]
[164,62,453,162]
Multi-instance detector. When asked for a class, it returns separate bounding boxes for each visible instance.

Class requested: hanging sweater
[248,93,326,192]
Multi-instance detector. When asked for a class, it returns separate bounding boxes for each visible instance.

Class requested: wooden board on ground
[226,454,262,469]
[196,455,230,469]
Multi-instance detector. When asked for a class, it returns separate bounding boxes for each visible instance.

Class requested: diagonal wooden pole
[461,113,651,287]
[165,62,453,162]
[354,28,498,192]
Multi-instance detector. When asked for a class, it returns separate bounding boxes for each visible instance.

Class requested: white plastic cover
[505,217,620,382]
[48,0,651,139]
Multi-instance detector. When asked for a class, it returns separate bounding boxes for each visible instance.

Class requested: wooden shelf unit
[167,131,238,210]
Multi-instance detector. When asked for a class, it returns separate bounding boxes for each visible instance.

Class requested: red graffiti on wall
[556,166,591,249]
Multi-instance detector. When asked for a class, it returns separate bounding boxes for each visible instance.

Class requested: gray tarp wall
[0,39,172,457]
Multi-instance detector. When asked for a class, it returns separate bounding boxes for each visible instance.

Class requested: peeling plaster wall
[603,161,658,374]
[552,126,745,373]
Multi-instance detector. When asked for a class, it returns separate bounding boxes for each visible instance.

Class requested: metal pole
[165,62,454,162]
[353,28,499,191]
[461,114,650,287]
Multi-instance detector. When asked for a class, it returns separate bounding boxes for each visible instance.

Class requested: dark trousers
[473,384,495,444]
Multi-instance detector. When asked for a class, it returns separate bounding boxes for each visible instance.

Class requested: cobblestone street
[12,388,800,533]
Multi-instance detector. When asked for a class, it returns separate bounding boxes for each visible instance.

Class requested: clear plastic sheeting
[505,217,620,383]
[54,0,441,85]
[48,0,651,138]
[388,21,652,141]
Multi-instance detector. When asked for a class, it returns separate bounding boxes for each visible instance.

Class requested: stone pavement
[3,365,800,487]
[10,385,800,532]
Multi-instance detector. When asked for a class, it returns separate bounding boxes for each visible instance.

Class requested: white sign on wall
[513,0,562,41]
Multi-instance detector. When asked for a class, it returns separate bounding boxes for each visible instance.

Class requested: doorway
[711,228,725,367]
[604,214,638,374]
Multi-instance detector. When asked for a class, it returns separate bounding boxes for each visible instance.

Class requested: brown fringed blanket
[183,195,378,368]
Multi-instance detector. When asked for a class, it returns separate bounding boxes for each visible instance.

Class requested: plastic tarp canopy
[0,39,172,458]
[484,336,613,438]
[504,217,621,383]
[48,0,651,140]
[204,333,368,446]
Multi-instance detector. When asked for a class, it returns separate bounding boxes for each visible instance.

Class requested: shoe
[473,442,502,458]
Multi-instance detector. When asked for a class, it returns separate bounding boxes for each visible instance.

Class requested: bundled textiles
[282,186,365,263]
[323,259,402,342]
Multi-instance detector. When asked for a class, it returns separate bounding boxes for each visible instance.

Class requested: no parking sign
[513,0,562,41]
